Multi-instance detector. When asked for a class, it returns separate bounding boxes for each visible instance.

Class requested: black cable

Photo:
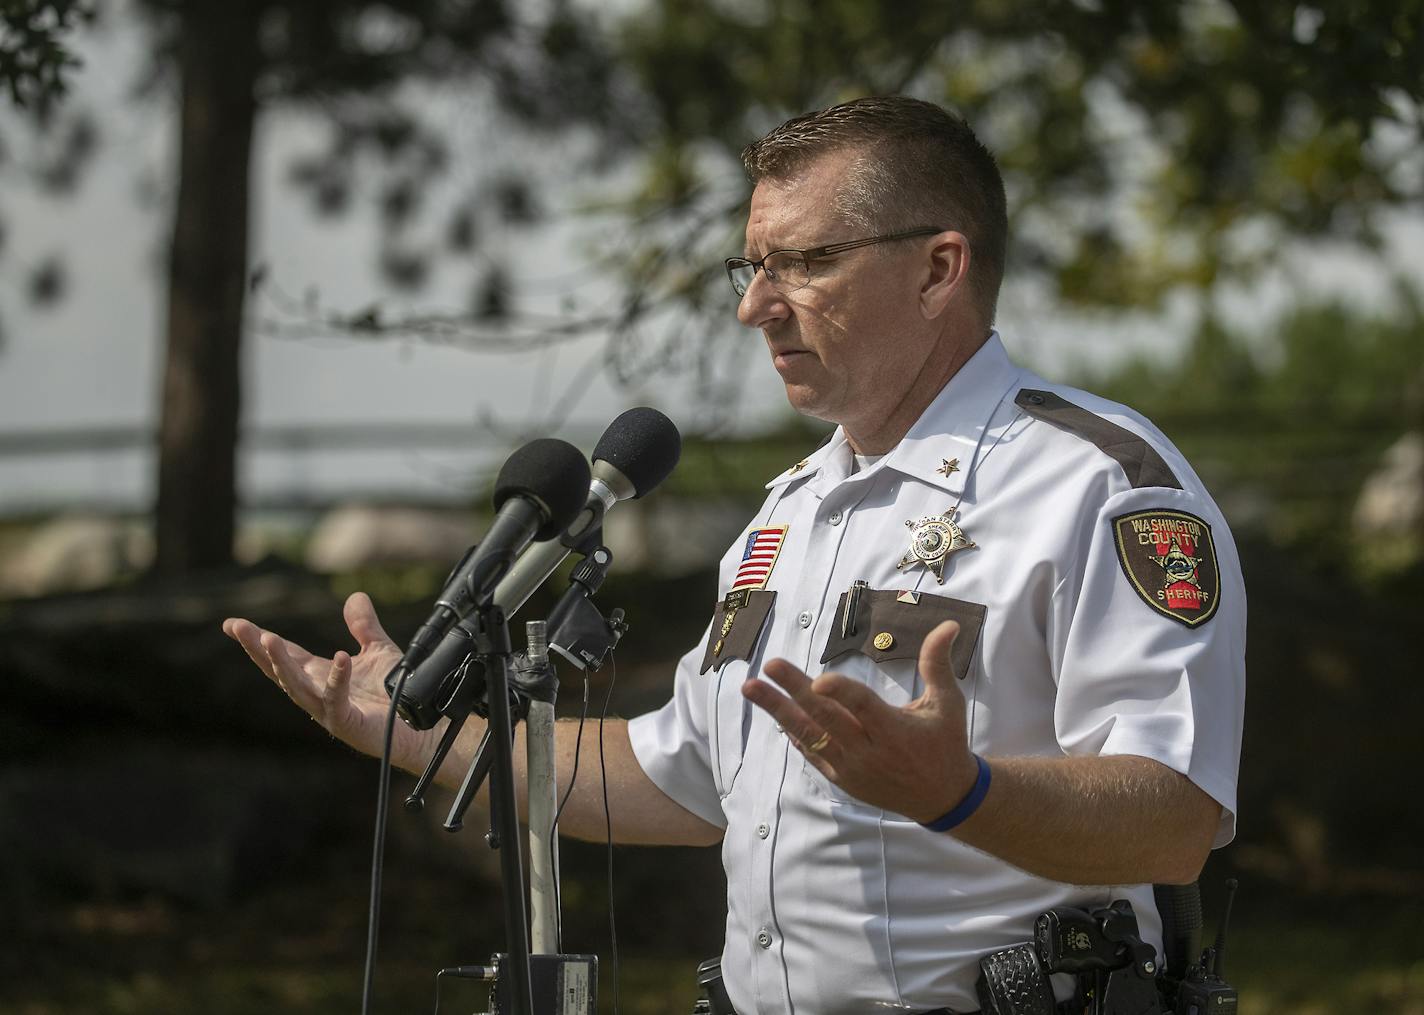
[361,664,411,1015]
[599,654,620,1015]
[549,669,591,951]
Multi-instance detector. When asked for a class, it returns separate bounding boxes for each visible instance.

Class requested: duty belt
[918,1003,1081,1015]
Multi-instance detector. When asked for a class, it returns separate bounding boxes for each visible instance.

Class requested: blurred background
[2,1,1421,1012]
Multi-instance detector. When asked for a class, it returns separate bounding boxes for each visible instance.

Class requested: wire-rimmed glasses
[724,226,943,298]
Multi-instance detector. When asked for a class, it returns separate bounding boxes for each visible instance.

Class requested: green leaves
[613,0,1424,312]
[0,0,93,112]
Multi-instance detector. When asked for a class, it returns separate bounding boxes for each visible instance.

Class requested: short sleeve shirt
[627,332,1247,1015]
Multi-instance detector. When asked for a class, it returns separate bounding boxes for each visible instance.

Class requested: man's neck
[844,330,989,455]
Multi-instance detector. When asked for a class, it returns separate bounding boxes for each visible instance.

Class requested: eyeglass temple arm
[807,227,944,259]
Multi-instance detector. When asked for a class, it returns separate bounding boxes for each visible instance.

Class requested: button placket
[787,496,856,673]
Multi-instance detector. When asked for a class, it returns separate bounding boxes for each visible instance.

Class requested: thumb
[344,591,395,652]
[916,619,962,697]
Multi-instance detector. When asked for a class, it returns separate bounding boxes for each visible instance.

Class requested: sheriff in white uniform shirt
[628,331,1244,1013]
[227,96,1245,1015]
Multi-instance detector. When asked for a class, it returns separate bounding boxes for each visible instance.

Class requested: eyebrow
[740,241,789,260]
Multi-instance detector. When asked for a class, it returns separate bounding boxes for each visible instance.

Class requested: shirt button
[756,822,770,839]
[757,928,773,948]
[797,610,813,628]
[828,510,843,525]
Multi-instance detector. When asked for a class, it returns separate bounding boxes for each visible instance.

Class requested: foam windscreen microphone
[492,406,682,616]
[387,412,679,730]
[396,438,590,676]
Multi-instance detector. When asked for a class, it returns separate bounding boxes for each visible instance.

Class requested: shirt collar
[765,331,1024,494]
[881,331,1025,495]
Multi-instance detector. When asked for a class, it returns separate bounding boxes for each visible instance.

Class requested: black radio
[976,880,1240,1015]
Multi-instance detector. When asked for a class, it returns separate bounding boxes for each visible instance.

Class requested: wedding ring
[805,731,831,754]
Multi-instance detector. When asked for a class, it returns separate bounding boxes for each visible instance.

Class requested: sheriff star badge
[898,510,976,583]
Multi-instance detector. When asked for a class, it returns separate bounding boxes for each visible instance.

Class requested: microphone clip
[548,544,627,672]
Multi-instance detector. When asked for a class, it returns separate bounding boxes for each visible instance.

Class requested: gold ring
[805,731,831,754]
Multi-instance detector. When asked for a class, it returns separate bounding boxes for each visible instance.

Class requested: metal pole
[526,698,560,954]
[481,618,533,1015]
[523,619,561,955]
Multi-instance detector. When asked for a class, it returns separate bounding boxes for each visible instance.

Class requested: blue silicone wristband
[919,754,992,832]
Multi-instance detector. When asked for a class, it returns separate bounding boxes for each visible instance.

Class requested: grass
[11,876,1423,1014]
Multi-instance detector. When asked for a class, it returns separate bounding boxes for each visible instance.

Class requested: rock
[0,514,152,598]
[603,498,748,576]
[304,504,475,572]
[1353,432,1424,537]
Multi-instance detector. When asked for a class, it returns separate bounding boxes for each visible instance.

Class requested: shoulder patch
[1015,388,1180,490]
[1112,509,1220,627]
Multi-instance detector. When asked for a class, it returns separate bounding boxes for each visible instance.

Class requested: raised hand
[742,618,978,823]
[223,592,440,772]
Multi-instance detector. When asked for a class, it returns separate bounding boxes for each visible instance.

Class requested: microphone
[387,408,681,729]
[395,438,590,677]
[492,406,681,616]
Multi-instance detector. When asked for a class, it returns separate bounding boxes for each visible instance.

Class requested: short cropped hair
[741,96,1008,327]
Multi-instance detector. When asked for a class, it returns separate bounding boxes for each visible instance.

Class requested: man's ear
[920,230,971,319]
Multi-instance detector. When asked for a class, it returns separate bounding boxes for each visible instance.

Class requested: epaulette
[1015,388,1181,490]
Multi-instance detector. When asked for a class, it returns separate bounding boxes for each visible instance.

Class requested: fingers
[762,658,882,731]
[916,619,962,695]
[746,659,867,751]
[323,650,352,714]
[260,630,328,716]
[808,672,887,724]
[344,592,394,651]
[741,670,817,747]
[226,617,358,735]
[759,656,811,693]
[224,618,279,682]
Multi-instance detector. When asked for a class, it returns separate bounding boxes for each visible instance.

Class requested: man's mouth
[770,348,811,370]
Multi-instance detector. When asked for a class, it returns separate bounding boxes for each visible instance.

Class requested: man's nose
[736,270,791,329]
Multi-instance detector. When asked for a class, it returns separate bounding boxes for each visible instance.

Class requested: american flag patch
[732,526,787,590]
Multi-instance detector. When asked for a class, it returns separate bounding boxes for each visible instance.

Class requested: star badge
[789,458,810,475]
[898,510,976,583]
[936,458,960,477]
[1151,534,1204,591]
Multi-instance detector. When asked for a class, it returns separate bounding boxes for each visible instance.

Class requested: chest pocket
[820,588,985,678]
[803,588,987,807]
[701,591,777,798]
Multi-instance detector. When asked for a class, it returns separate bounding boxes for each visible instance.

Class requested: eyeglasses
[724,227,942,298]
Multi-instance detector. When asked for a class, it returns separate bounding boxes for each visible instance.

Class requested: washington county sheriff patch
[1112,509,1220,627]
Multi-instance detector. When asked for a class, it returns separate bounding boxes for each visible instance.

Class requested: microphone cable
[361,663,412,1015]
[599,653,622,1015]
[549,669,592,951]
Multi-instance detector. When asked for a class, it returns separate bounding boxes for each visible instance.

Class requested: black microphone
[491,406,681,615]
[387,408,681,729]
[395,438,590,678]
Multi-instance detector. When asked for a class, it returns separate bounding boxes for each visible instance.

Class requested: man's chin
[782,384,836,423]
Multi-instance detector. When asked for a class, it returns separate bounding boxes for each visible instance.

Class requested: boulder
[0,514,151,598]
[304,504,475,572]
[1353,431,1424,538]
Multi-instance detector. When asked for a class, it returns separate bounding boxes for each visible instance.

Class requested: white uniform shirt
[627,333,1246,1014]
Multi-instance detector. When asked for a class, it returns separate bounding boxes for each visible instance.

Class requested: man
[225,96,1244,1014]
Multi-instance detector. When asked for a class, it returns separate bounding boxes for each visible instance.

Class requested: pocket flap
[819,588,985,680]
[699,589,777,674]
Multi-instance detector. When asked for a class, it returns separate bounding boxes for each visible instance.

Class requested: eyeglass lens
[729,251,811,296]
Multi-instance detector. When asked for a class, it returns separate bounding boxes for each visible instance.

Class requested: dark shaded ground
[4,542,1423,1013]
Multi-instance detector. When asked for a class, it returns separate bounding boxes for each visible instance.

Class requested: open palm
[223,591,442,771]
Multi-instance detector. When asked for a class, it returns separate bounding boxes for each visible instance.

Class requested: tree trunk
[152,4,260,576]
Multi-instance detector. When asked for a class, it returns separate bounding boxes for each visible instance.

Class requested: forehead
[744,148,860,251]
